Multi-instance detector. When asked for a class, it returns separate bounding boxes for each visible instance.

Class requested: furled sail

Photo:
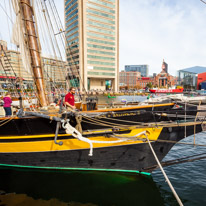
[11,0,32,75]
[11,0,48,107]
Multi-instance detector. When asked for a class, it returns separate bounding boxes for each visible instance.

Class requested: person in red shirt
[64,87,76,110]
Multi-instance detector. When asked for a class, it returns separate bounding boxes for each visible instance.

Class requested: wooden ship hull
[0,103,203,174]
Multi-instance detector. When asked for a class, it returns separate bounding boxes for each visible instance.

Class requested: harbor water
[0,96,206,206]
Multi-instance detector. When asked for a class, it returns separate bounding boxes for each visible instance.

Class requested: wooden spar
[19,0,48,107]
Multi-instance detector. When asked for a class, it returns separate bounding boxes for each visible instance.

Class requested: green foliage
[146,82,153,88]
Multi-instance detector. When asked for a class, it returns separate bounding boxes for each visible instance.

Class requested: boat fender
[17,108,24,118]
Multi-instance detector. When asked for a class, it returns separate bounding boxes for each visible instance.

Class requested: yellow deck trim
[0,103,174,120]
[0,128,162,153]
[82,103,174,113]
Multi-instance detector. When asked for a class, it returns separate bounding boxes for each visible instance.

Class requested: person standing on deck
[3,93,12,117]
[64,87,76,110]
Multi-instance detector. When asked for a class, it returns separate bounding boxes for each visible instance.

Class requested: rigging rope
[40,0,82,96]
[0,116,16,127]
[62,119,129,156]
[79,109,204,129]
[146,134,183,206]
[49,0,87,95]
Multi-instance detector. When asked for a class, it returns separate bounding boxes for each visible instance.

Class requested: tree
[146,82,153,88]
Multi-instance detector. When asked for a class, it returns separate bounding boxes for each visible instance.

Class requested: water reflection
[0,167,165,206]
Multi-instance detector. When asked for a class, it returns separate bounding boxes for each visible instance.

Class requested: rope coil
[62,119,147,156]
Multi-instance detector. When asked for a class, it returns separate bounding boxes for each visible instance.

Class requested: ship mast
[19,0,48,107]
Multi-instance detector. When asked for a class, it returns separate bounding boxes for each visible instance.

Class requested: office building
[125,65,149,77]
[0,40,66,90]
[0,40,32,89]
[178,66,206,90]
[65,0,119,91]
[42,56,67,89]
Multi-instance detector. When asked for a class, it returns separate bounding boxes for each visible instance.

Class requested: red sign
[0,76,16,79]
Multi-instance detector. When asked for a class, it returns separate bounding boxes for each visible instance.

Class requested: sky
[1,0,206,76]
[119,0,206,75]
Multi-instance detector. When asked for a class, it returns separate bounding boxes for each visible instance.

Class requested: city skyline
[1,0,206,76]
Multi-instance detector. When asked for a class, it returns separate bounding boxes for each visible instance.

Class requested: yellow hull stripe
[0,128,162,153]
[0,133,69,139]
[83,103,174,113]
[0,130,124,140]
[0,129,116,139]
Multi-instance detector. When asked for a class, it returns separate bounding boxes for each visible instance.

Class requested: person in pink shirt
[3,93,12,117]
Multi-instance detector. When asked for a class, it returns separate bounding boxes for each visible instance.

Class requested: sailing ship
[0,0,204,175]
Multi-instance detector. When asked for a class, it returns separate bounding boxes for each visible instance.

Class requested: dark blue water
[0,96,206,205]
[152,132,206,206]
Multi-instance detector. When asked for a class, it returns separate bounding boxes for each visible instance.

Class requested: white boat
[141,94,206,105]
[11,98,38,108]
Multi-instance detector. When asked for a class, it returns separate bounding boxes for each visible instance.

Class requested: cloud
[120,0,206,75]
[1,0,206,77]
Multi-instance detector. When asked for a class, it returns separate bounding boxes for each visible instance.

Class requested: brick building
[136,77,154,89]
[153,60,177,88]
[136,60,177,89]
[0,40,67,90]
[119,71,141,88]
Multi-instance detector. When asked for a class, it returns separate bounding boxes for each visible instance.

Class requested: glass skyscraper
[65,0,119,91]
[125,65,149,77]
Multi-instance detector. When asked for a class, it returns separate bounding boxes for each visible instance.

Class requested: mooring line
[194,101,202,144]
[146,136,183,206]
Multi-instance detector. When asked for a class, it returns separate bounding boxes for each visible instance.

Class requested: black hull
[0,125,202,173]
[0,103,197,136]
